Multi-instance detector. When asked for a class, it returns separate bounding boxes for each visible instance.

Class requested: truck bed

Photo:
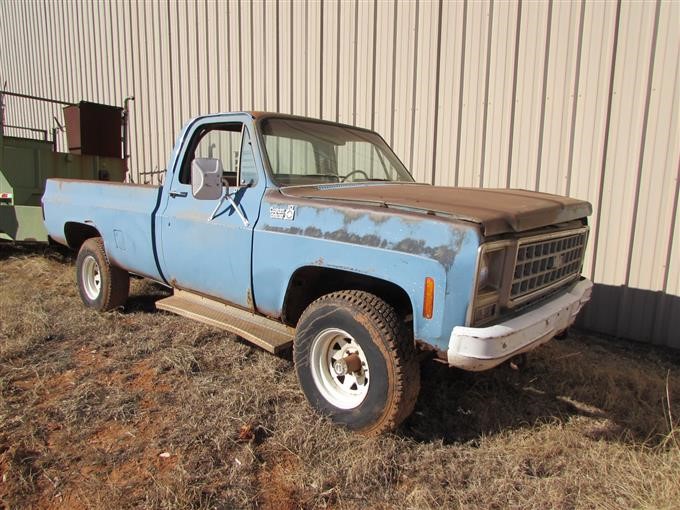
[43,179,165,281]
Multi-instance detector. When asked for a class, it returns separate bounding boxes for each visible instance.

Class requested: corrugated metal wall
[1,0,678,348]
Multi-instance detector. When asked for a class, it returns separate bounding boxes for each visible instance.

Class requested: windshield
[259,118,414,187]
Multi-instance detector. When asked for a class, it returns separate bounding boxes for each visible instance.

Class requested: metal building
[0,0,678,348]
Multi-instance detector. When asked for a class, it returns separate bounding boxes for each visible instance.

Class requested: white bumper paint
[448,279,593,371]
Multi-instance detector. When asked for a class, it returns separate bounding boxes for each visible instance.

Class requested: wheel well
[282,266,414,327]
[64,222,101,250]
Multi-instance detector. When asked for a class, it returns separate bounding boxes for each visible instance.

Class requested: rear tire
[294,290,420,435]
[76,237,129,311]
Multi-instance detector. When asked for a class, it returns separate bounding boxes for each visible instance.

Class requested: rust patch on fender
[303,226,323,237]
[323,230,385,248]
[262,224,465,269]
[264,226,304,236]
[393,238,457,268]
[263,191,469,269]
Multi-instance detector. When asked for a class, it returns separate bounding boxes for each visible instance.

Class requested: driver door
[159,117,263,309]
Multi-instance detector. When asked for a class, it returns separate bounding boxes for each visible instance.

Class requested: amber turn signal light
[423,277,435,319]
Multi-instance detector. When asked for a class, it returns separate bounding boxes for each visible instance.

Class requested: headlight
[471,245,509,325]
[478,248,506,293]
[479,255,490,289]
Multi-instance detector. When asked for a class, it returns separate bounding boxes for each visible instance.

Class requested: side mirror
[191,158,224,200]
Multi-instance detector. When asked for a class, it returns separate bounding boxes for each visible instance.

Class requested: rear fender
[64,221,101,250]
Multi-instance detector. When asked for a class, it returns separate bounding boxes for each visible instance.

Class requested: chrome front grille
[509,230,587,305]
[468,226,589,326]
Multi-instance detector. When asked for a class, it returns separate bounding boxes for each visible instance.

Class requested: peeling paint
[262,200,468,271]
[393,238,459,268]
[263,222,464,269]
[303,226,323,238]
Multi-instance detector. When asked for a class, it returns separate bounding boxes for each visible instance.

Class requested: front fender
[252,192,481,350]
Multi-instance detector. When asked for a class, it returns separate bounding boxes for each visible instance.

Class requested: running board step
[156,290,294,354]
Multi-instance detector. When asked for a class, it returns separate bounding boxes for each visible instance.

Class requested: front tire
[294,290,420,435]
[76,237,129,311]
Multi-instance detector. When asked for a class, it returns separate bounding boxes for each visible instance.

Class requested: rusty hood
[281,183,592,236]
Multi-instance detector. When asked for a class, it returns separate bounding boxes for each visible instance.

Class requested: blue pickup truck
[42,112,593,434]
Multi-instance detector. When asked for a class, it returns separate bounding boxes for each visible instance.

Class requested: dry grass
[0,243,678,509]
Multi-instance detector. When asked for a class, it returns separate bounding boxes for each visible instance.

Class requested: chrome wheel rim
[309,328,370,410]
[82,255,102,300]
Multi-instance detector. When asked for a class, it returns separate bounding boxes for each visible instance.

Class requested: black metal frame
[0,90,133,165]
[0,90,76,150]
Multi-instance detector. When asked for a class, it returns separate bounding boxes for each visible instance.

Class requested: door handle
[169,190,188,198]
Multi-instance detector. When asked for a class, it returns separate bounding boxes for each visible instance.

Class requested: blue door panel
[158,114,265,309]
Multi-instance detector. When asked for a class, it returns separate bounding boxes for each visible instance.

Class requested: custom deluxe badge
[270,205,296,221]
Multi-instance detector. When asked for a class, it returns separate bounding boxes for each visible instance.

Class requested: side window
[179,122,258,187]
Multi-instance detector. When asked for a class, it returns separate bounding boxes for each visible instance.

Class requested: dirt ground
[0,244,678,509]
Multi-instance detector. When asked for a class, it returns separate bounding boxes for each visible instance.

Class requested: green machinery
[0,91,131,242]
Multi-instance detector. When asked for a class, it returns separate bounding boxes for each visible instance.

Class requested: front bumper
[447,279,593,371]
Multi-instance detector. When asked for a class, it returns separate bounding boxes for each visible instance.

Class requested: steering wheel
[340,169,370,182]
